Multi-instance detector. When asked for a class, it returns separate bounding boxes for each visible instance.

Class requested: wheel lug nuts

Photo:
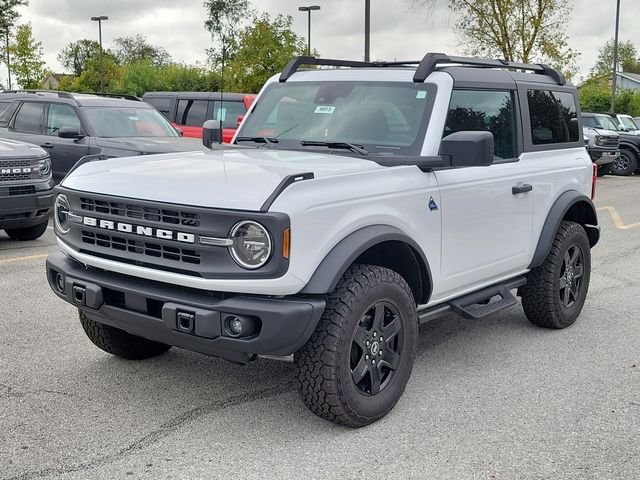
[372,359,376,365]
[366,340,370,346]
[379,351,382,356]
[365,354,369,360]
[379,337,383,342]
[373,332,377,337]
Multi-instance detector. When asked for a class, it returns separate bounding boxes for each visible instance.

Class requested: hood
[0,138,47,159]
[94,136,209,153]
[585,127,619,137]
[61,148,384,211]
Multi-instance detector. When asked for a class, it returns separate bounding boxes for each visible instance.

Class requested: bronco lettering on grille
[82,216,196,244]
[1,167,32,174]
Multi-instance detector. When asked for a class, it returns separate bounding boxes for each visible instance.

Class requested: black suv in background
[0,138,53,240]
[583,111,640,176]
[0,91,207,182]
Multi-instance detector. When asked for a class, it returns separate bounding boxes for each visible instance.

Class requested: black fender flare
[529,191,599,269]
[618,140,640,155]
[300,225,433,301]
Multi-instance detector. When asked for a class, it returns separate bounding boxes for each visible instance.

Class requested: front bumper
[46,252,325,364]
[0,180,54,229]
[588,147,619,165]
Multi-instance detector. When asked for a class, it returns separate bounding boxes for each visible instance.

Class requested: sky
[1,0,638,88]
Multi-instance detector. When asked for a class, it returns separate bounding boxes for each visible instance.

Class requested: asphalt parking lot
[1,175,639,480]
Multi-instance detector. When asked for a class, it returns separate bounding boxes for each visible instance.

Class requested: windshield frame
[82,105,180,138]
[618,115,639,131]
[593,114,620,131]
[235,81,438,158]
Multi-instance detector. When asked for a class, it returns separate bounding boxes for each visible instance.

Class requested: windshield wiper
[300,140,368,155]
[236,136,279,147]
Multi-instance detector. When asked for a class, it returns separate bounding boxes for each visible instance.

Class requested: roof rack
[1,89,75,98]
[90,93,141,101]
[279,53,566,86]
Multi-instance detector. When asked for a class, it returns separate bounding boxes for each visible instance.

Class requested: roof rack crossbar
[1,89,75,98]
[412,53,566,85]
[91,93,141,101]
[279,56,423,82]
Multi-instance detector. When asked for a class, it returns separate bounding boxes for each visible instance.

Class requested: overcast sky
[1,0,638,88]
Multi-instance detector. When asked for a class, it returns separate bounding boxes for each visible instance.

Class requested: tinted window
[211,100,246,129]
[46,104,82,135]
[0,101,19,127]
[83,107,178,137]
[528,90,579,145]
[444,90,517,160]
[13,102,46,133]
[176,99,208,127]
[0,101,10,115]
[146,97,172,119]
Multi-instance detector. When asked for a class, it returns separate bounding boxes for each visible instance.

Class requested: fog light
[229,316,243,335]
[54,272,65,293]
[223,314,258,338]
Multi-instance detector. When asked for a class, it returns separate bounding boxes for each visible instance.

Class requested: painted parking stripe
[0,253,48,266]
[597,206,640,230]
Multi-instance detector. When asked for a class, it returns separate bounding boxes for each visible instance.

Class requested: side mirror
[175,127,184,137]
[58,126,84,139]
[439,131,494,168]
[237,115,244,127]
[202,120,222,149]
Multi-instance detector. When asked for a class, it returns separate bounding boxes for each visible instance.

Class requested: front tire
[80,311,172,360]
[4,219,48,241]
[520,221,591,329]
[295,265,418,427]
[611,149,638,176]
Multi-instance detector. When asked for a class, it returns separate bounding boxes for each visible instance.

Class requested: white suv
[46,54,600,427]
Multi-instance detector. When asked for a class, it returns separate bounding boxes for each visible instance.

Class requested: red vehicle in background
[142,92,255,143]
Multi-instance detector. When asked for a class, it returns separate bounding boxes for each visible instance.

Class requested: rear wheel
[611,150,638,176]
[295,265,418,427]
[80,311,172,360]
[4,220,48,241]
[520,221,591,329]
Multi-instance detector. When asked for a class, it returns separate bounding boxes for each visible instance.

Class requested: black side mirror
[202,120,222,149]
[439,131,494,168]
[58,126,84,139]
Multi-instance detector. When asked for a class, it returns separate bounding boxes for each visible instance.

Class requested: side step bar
[418,276,527,323]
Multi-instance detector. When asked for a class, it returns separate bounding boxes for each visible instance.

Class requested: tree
[411,0,578,75]
[8,22,45,88]
[225,13,308,93]
[0,0,27,27]
[57,39,102,76]
[111,35,171,67]
[203,0,253,69]
[591,40,640,77]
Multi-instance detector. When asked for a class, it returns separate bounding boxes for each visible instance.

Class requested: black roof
[0,91,147,108]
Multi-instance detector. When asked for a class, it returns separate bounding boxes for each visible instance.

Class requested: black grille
[600,136,619,147]
[81,231,201,264]
[0,171,32,181]
[0,159,39,182]
[9,185,36,196]
[80,198,200,227]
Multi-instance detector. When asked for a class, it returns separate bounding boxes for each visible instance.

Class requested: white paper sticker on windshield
[314,105,336,114]
[128,116,140,120]
[416,91,427,99]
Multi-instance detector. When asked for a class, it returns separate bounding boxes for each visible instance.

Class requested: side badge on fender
[428,196,439,212]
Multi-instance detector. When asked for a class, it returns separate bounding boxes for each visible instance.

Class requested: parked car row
[582,111,640,176]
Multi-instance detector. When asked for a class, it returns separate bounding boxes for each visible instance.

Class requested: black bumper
[0,181,54,229]
[46,252,325,364]
[587,147,618,165]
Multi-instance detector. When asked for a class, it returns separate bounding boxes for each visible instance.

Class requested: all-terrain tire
[79,311,172,360]
[295,264,418,428]
[4,220,48,241]
[611,149,638,176]
[520,221,591,329]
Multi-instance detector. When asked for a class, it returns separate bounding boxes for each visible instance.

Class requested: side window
[13,102,46,134]
[444,90,517,160]
[0,101,19,127]
[582,116,596,128]
[46,104,82,135]
[527,90,579,145]
[175,99,208,127]
[212,100,246,129]
[146,97,172,119]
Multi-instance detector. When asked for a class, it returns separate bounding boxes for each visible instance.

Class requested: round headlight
[55,194,71,234]
[39,157,51,177]
[229,221,272,269]
[595,135,604,146]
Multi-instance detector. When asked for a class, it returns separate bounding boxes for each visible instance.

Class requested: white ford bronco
[47,54,600,427]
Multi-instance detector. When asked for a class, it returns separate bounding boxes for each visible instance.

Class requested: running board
[448,277,527,320]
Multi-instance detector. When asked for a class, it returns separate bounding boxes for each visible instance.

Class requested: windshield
[594,114,619,131]
[237,81,433,156]
[619,115,639,130]
[83,107,179,138]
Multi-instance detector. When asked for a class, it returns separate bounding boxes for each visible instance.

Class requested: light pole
[1,22,12,90]
[90,15,108,93]
[298,5,320,56]
[610,0,621,114]
[364,0,370,62]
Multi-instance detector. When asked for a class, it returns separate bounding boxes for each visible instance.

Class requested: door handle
[512,184,533,195]
[40,143,54,149]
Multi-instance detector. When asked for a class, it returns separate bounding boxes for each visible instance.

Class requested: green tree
[112,35,171,67]
[203,0,252,69]
[57,39,102,76]
[8,22,45,88]
[58,55,120,93]
[225,13,308,93]
[0,0,27,27]
[590,39,640,77]
[411,0,578,76]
